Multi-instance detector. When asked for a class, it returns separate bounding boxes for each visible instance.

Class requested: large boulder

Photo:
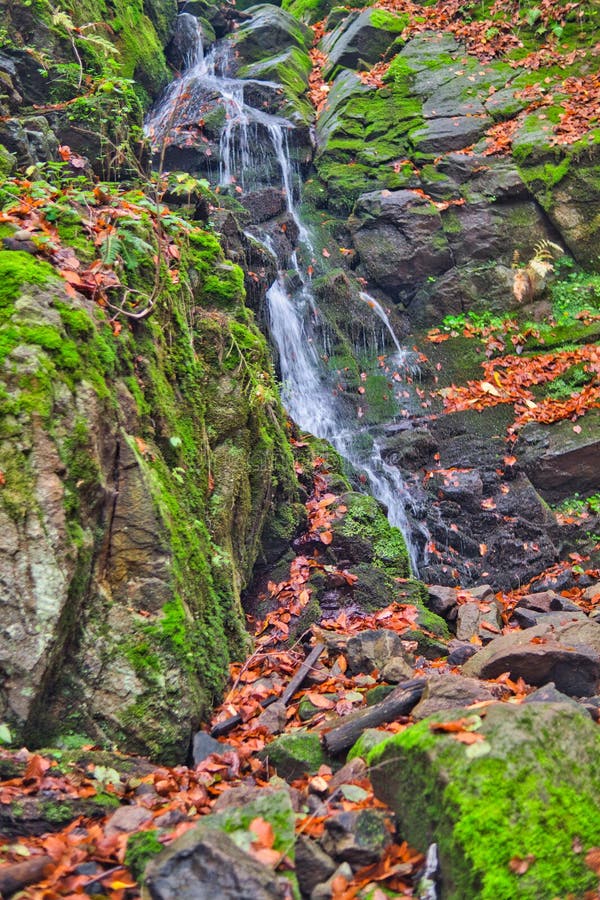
[322,9,407,78]
[462,618,600,695]
[232,5,312,65]
[369,702,600,899]
[350,189,452,302]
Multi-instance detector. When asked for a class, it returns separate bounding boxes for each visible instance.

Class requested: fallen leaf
[509,854,536,875]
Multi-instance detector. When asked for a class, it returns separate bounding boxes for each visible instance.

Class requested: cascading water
[146,19,424,572]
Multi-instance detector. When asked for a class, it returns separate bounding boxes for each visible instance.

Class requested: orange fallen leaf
[453,731,485,745]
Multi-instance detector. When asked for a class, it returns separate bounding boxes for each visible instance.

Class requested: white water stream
[146,21,423,571]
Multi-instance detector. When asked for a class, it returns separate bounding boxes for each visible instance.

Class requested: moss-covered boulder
[259,730,330,780]
[322,8,408,79]
[232,4,312,66]
[329,491,409,580]
[369,702,600,899]
[0,211,297,763]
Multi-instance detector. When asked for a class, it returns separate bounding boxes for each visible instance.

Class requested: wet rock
[519,410,600,502]
[369,702,600,899]
[259,731,329,781]
[378,427,438,469]
[351,190,452,301]
[455,597,503,643]
[345,629,404,675]
[143,829,290,899]
[463,622,600,696]
[232,5,311,66]
[240,188,286,224]
[295,836,337,896]
[321,809,392,868]
[411,674,499,720]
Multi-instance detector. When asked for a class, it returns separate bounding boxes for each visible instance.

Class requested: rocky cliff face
[0,0,301,763]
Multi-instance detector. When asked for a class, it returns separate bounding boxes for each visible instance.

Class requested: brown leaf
[250,817,275,849]
[509,854,535,875]
[585,847,600,875]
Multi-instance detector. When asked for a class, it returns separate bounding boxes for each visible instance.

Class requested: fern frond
[532,239,564,263]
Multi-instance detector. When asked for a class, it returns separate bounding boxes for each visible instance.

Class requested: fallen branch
[320,678,426,756]
[210,643,325,738]
[0,855,54,897]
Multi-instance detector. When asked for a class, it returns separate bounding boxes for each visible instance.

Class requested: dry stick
[210,643,325,738]
[0,855,54,897]
[320,678,426,757]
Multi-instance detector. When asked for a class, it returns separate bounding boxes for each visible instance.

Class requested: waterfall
[146,20,423,572]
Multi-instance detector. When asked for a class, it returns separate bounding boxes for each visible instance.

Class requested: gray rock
[232,5,311,65]
[345,629,404,674]
[321,809,392,867]
[295,836,337,896]
[351,190,452,298]
[446,640,479,666]
[584,583,600,602]
[143,829,289,899]
[411,674,499,720]
[256,701,288,735]
[323,8,405,76]
[455,598,503,643]
[328,757,368,792]
[410,115,491,154]
[310,863,353,900]
[524,681,585,713]
[192,731,232,765]
[463,621,600,695]
[380,656,414,683]
[426,585,459,621]
[240,188,286,224]
[520,409,600,501]
[105,805,153,837]
[516,590,581,614]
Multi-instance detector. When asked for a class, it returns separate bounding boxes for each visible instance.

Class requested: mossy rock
[332,492,409,580]
[259,730,330,781]
[369,702,600,899]
[348,726,391,760]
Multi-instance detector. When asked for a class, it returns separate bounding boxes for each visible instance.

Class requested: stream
[146,19,425,572]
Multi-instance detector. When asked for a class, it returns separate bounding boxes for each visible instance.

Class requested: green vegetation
[125,830,164,882]
[369,705,600,899]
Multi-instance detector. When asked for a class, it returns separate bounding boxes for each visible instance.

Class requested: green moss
[0,251,56,308]
[125,830,163,883]
[337,493,409,579]
[40,800,81,825]
[259,731,330,780]
[369,705,600,899]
